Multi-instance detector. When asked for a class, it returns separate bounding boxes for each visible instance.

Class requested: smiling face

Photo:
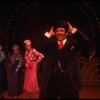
[25,44,31,51]
[55,27,68,41]
[13,49,19,55]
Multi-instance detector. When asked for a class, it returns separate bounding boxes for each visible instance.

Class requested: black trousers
[39,69,80,99]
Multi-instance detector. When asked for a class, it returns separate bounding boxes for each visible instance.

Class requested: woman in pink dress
[23,39,44,98]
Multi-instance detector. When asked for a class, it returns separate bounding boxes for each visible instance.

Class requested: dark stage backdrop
[0,1,99,56]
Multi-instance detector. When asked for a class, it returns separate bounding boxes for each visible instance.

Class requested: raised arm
[67,21,90,42]
[33,49,44,64]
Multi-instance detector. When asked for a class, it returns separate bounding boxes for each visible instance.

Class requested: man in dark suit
[37,20,90,99]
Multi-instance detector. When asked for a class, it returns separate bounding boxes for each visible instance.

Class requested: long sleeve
[25,51,31,68]
[32,49,44,64]
[16,55,24,72]
[0,51,6,62]
[70,29,90,57]
[76,29,90,43]
[36,33,55,56]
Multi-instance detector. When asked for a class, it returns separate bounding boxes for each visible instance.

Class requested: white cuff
[44,32,51,38]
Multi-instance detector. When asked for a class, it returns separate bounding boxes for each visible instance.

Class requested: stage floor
[1,85,100,99]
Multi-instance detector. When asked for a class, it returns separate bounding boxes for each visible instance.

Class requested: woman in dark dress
[5,44,24,98]
[0,44,7,98]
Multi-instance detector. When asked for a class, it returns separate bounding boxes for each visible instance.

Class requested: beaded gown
[6,53,24,96]
[0,51,7,93]
[23,48,44,93]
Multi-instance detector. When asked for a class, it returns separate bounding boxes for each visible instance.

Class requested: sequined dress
[6,53,24,96]
[23,48,44,93]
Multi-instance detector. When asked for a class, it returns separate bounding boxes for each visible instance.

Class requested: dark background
[0,1,99,56]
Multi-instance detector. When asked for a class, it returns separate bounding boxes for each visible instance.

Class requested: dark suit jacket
[37,30,90,92]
